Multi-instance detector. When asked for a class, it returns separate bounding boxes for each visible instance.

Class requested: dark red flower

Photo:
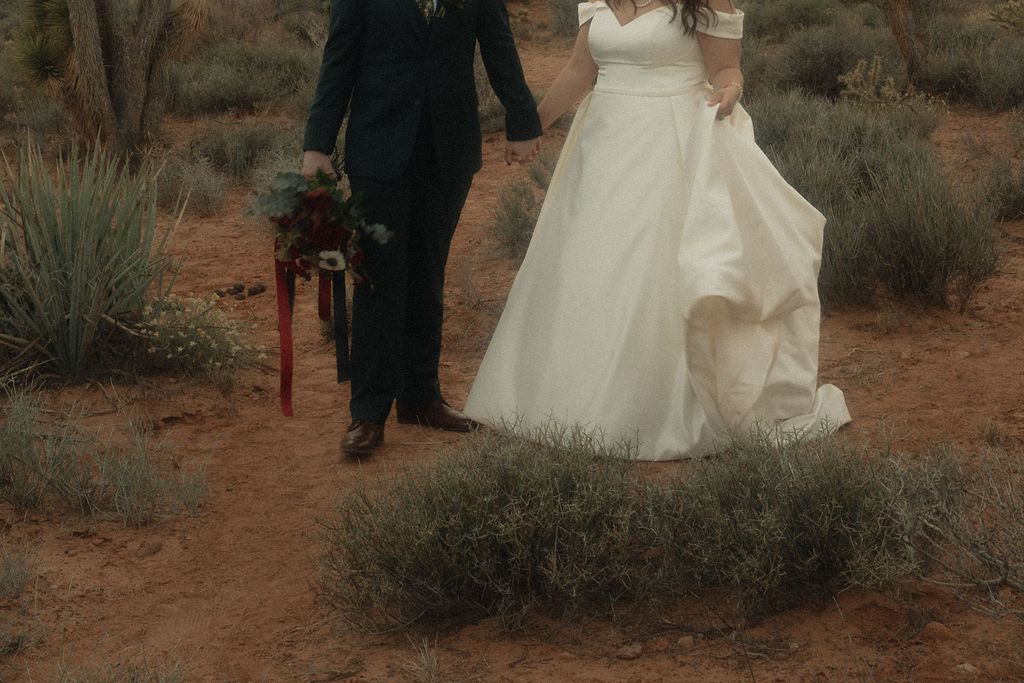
[302,188,332,215]
[350,249,365,266]
[308,219,347,249]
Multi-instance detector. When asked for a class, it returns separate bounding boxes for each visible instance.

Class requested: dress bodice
[579,1,743,95]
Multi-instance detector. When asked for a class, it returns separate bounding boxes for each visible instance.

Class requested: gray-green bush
[0,142,177,379]
[167,39,318,116]
[0,389,207,525]
[488,149,558,258]
[747,90,999,310]
[316,426,988,629]
[917,15,1024,109]
[156,155,227,217]
[189,119,296,180]
[775,24,904,98]
[547,0,580,37]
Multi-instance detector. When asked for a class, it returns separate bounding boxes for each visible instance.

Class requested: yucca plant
[0,140,180,379]
[15,0,208,151]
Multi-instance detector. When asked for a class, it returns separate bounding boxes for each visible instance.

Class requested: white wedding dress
[464,2,851,460]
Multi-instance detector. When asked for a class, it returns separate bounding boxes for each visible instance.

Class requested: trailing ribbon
[275,261,352,416]
[275,259,296,417]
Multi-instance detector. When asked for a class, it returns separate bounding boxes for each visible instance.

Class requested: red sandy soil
[3,5,1024,681]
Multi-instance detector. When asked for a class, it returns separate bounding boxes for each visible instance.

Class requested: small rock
[215,289,226,297]
[953,663,978,675]
[247,285,263,296]
[234,292,247,300]
[921,621,955,641]
[232,283,245,292]
[614,643,643,660]
[677,635,695,649]
[139,542,162,557]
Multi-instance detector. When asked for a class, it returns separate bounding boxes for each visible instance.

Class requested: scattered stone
[677,635,695,649]
[139,542,163,557]
[232,283,245,293]
[954,663,978,675]
[234,292,247,300]
[215,289,226,297]
[614,643,643,660]
[247,284,265,296]
[921,621,955,641]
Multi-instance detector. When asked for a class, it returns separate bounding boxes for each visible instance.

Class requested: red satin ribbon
[275,259,294,417]
[318,271,331,322]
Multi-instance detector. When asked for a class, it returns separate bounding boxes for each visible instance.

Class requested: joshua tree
[16,0,208,152]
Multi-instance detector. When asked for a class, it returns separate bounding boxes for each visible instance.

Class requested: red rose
[302,188,332,215]
[308,219,347,249]
[350,249,365,266]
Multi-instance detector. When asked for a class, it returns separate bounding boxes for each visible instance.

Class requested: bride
[464,0,851,460]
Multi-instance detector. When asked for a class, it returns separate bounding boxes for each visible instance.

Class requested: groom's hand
[505,138,541,166]
[302,150,336,179]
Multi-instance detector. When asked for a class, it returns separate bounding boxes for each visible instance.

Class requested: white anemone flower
[317,250,347,271]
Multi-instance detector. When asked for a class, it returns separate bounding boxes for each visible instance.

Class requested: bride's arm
[697,0,743,119]
[536,20,599,130]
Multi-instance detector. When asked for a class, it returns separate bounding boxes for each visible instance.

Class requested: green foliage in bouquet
[251,171,390,283]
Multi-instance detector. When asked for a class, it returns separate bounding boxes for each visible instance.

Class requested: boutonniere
[434,0,470,19]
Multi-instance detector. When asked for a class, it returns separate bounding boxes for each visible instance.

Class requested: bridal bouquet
[252,171,390,416]
[252,170,389,284]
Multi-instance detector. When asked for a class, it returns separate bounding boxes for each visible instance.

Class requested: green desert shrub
[487,149,558,258]
[0,389,206,524]
[167,38,318,116]
[0,142,177,379]
[317,426,668,629]
[0,541,33,601]
[775,24,904,98]
[316,426,989,628]
[741,0,846,42]
[189,119,296,179]
[981,153,1024,221]
[156,155,227,217]
[133,294,265,378]
[917,16,1024,109]
[747,89,998,311]
[654,431,943,612]
[548,0,581,37]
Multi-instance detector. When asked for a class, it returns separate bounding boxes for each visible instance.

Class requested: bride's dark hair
[608,0,716,35]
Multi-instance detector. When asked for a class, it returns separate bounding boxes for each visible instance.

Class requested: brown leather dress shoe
[395,399,479,433]
[340,420,385,458]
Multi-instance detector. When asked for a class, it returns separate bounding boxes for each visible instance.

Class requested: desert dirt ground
[3,3,1024,681]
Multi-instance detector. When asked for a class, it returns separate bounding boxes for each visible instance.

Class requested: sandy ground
[2,4,1024,681]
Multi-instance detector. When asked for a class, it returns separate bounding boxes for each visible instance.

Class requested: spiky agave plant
[15,0,209,151]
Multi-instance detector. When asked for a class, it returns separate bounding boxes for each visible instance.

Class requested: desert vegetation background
[1,0,1024,680]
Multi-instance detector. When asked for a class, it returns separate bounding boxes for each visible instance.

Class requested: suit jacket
[303,0,543,180]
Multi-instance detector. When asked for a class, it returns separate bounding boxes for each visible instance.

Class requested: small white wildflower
[317,250,347,271]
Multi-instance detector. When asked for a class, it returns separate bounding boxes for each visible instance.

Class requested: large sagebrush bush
[167,38,318,116]
[747,90,999,311]
[316,425,997,629]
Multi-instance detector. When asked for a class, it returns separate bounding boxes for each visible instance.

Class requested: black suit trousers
[347,122,474,423]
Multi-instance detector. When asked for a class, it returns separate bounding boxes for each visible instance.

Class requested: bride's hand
[708,82,742,120]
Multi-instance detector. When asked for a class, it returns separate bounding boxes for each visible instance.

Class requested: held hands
[708,81,743,120]
[505,137,541,165]
[302,150,336,179]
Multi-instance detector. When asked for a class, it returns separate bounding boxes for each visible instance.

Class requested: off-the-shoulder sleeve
[697,9,744,39]
[578,1,598,26]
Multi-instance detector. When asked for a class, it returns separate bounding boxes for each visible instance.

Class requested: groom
[302,0,542,457]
